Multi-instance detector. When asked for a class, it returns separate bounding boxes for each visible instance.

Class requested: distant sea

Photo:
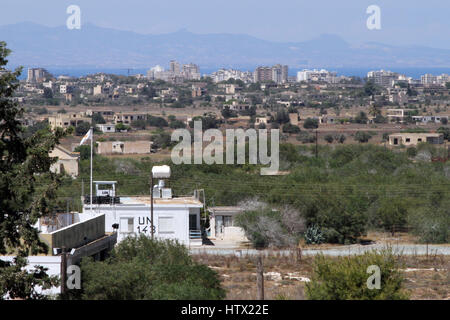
[14,66,450,80]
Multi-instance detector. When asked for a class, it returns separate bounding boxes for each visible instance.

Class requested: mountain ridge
[1,22,450,70]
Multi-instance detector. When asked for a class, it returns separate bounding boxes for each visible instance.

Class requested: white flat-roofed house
[96,123,116,133]
[83,180,203,246]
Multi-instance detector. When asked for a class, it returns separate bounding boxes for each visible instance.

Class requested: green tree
[115,123,130,132]
[353,111,368,124]
[334,134,346,144]
[282,123,301,134]
[221,106,237,119]
[324,134,334,143]
[131,119,147,130]
[0,42,61,299]
[363,80,379,97]
[92,113,106,125]
[74,145,95,160]
[354,131,372,143]
[169,120,186,129]
[75,122,91,136]
[79,236,225,300]
[437,127,450,141]
[147,115,168,128]
[43,87,53,99]
[303,118,319,129]
[306,250,409,300]
[376,199,408,235]
[275,110,290,124]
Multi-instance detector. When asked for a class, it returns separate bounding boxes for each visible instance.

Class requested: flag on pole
[79,128,92,145]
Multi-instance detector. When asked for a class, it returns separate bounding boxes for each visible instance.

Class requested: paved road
[190,244,450,256]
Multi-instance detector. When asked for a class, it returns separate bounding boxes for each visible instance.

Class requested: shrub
[78,236,225,300]
[354,131,372,143]
[406,147,417,158]
[169,119,186,129]
[409,206,449,243]
[147,115,168,128]
[375,199,408,235]
[131,119,147,130]
[75,122,91,136]
[334,134,346,144]
[282,123,301,134]
[115,123,130,132]
[324,134,334,143]
[306,250,409,300]
[305,225,324,244]
[437,127,450,140]
[303,118,319,129]
[74,145,95,160]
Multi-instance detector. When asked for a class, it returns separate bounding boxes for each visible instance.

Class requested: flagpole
[90,127,93,214]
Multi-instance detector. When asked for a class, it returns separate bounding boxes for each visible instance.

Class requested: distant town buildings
[254,65,288,84]
[297,69,337,83]
[147,61,200,82]
[210,68,253,83]
[48,112,91,130]
[421,73,450,85]
[27,68,51,83]
[367,70,402,87]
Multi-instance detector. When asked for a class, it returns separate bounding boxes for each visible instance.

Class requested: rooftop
[120,196,203,207]
[389,133,443,137]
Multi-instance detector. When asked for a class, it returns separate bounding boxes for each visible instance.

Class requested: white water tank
[152,165,171,178]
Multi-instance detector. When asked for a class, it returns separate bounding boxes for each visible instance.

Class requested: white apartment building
[367,70,402,87]
[210,69,253,83]
[421,73,450,86]
[297,69,337,83]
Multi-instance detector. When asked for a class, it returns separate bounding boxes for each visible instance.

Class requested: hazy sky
[1,0,450,48]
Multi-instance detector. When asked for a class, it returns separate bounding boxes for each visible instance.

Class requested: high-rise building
[367,70,401,87]
[27,68,51,83]
[169,60,181,74]
[296,69,337,83]
[254,65,288,83]
[421,74,438,85]
[182,63,200,80]
[254,66,273,83]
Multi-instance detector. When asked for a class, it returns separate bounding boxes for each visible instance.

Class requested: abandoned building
[388,133,444,146]
[96,140,153,154]
[49,145,80,178]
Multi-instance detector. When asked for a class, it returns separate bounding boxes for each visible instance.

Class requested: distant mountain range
[2,22,450,71]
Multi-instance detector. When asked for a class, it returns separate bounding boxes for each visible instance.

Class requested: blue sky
[1,0,450,48]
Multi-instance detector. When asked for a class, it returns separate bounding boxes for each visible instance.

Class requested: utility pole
[150,175,154,239]
[60,247,67,298]
[315,130,318,158]
[256,254,264,300]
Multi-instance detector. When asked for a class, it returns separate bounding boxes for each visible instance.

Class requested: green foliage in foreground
[78,236,225,300]
[1,41,62,299]
[306,250,409,300]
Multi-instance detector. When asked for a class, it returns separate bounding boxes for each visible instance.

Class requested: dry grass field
[193,251,450,300]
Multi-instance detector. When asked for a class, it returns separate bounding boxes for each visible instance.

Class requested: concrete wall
[97,141,152,154]
[123,141,152,154]
[39,214,105,251]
